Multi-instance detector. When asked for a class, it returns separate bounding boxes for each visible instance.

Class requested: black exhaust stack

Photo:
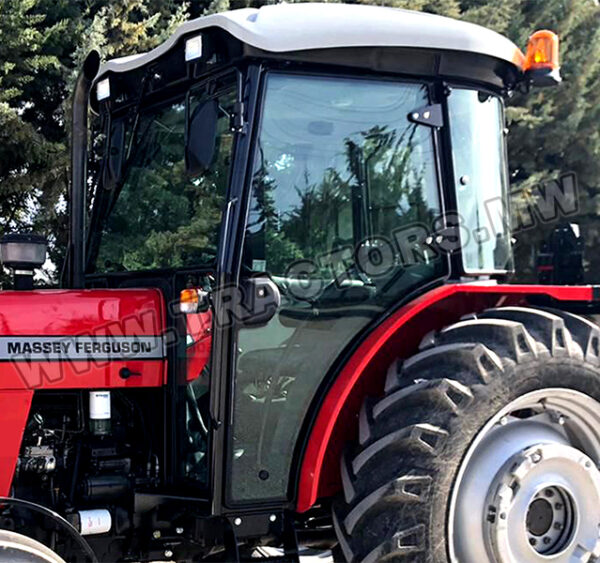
[69,50,100,289]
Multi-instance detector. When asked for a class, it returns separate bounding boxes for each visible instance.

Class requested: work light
[96,78,111,101]
[0,233,47,290]
[185,35,203,61]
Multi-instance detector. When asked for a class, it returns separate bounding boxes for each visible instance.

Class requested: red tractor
[0,4,598,562]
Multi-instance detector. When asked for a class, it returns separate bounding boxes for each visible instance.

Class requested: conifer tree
[2,0,600,285]
[0,0,67,282]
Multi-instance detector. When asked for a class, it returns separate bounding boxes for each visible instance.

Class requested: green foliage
[0,0,190,283]
[0,0,66,285]
[503,0,600,280]
[461,0,524,35]
[76,0,188,63]
[1,0,600,284]
[93,91,232,272]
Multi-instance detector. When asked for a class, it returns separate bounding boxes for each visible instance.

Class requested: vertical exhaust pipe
[70,50,100,289]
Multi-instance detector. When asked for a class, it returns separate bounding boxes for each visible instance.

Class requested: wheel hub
[525,486,573,553]
[450,389,600,563]
[486,443,600,562]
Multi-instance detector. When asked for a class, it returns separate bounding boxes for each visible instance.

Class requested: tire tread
[334,307,600,562]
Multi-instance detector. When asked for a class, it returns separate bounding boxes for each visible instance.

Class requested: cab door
[146,72,239,490]
[222,71,446,508]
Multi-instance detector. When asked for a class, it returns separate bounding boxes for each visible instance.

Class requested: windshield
[448,88,512,273]
[86,85,235,274]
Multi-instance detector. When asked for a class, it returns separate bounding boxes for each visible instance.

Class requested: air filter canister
[89,390,111,436]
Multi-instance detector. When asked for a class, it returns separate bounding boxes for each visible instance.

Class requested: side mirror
[0,233,47,290]
[185,99,219,176]
[102,119,126,191]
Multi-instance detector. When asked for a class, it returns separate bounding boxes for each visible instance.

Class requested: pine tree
[75,0,188,63]
[0,0,68,283]
[2,0,600,285]
[499,0,600,281]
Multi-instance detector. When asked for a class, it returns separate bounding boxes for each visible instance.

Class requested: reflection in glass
[230,73,446,502]
[91,89,235,273]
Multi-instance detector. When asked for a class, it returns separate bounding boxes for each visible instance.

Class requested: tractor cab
[7,5,589,563]
[82,2,554,509]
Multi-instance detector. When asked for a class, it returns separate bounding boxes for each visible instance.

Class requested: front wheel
[0,530,66,563]
[333,307,600,562]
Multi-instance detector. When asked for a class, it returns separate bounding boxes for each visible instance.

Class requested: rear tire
[333,307,600,562]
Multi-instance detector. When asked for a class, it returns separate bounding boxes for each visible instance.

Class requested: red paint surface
[0,360,166,390]
[0,289,167,391]
[0,390,33,495]
[296,283,596,512]
[0,289,165,335]
[185,311,213,383]
[0,289,168,494]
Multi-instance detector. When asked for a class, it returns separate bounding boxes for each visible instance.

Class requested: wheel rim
[449,388,600,562]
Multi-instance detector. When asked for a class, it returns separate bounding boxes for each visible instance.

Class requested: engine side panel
[296,283,597,512]
[0,289,167,390]
[0,289,167,497]
[0,391,33,495]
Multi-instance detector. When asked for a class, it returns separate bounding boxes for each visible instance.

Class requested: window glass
[229,73,446,502]
[90,88,235,273]
[448,89,512,272]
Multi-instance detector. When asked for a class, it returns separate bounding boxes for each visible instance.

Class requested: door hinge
[408,103,443,128]
[231,100,246,133]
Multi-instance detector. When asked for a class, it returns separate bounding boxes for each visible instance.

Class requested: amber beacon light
[524,30,561,86]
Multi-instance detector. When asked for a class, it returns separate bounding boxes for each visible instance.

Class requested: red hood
[0,289,167,390]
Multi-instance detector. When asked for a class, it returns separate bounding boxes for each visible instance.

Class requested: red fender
[296,282,597,512]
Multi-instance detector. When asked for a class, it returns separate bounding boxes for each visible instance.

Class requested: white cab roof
[97,3,524,79]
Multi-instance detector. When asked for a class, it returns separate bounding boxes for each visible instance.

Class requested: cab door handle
[239,277,281,328]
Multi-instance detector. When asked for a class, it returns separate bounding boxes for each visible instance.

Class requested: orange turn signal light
[180,288,199,314]
[524,30,559,72]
